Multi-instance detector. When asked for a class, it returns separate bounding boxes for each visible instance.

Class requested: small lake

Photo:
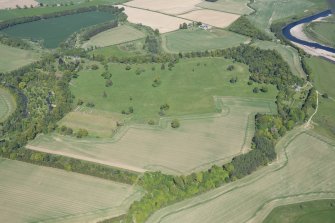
[282,9,335,54]
[1,11,116,48]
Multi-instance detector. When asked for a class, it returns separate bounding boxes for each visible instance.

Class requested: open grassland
[179,9,240,28]
[307,56,335,139]
[0,158,142,223]
[0,44,39,72]
[197,0,253,15]
[0,88,16,122]
[90,40,147,58]
[3,11,117,48]
[124,0,202,15]
[304,16,335,48]
[146,130,335,223]
[0,0,38,9]
[263,199,335,223]
[71,58,277,121]
[28,97,276,174]
[82,25,145,48]
[162,28,249,53]
[117,5,189,33]
[251,40,305,78]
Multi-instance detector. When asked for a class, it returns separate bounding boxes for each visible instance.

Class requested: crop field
[179,9,240,28]
[124,0,202,15]
[0,88,16,122]
[117,5,189,33]
[162,28,249,53]
[2,11,117,48]
[0,158,143,223]
[28,97,276,174]
[263,199,335,223]
[70,58,277,121]
[197,0,253,15]
[82,25,145,48]
[251,40,306,78]
[146,130,335,223]
[0,44,39,73]
[304,18,335,48]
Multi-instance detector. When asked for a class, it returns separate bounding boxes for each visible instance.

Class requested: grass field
[251,40,306,78]
[82,25,145,49]
[263,199,335,223]
[71,58,277,122]
[162,28,249,53]
[197,0,253,15]
[28,97,276,174]
[0,44,39,72]
[0,158,142,223]
[0,87,16,122]
[2,11,117,48]
[146,130,335,223]
[304,16,335,48]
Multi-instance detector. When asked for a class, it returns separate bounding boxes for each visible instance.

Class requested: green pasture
[263,199,335,223]
[162,28,249,53]
[197,0,253,15]
[71,58,277,122]
[304,18,335,48]
[82,25,145,49]
[2,11,117,48]
[0,87,16,122]
[0,44,39,72]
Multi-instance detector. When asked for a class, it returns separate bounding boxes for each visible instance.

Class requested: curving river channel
[282,9,335,54]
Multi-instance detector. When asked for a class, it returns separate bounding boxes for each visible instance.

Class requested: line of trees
[229,16,271,40]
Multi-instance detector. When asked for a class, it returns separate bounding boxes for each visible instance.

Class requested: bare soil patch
[0,0,38,9]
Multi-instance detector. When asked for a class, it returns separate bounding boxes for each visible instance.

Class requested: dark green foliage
[76,128,88,138]
[0,34,32,49]
[229,16,271,40]
[253,87,259,93]
[171,119,180,128]
[105,79,113,87]
[81,20,118,41]
[152,77,161,87]
[179,22,188,29]
[227,64,235,71]
[230,76,238,83]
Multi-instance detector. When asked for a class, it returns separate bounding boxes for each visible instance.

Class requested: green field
[71,58,277,122]
[0,44,39,72]
[162,28,249,53]
[0,87,16,122]
[304,15,335,48]
[146,130,335,223]
[0,158,142,223]
[82,25,145,49]
[263,199,335,223]
[197,0,253,15]
[251,40,306,78]
[2,11,117,48]
[28,97,276,174]
[37,0,86,5]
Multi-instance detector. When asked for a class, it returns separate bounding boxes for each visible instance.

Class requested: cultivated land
[0,88,16,122]
[0,0,38,9]
[0,158,143,223]
[146,130,335,223]
[162,28,249,53]
[263,199,335,223]
[124,0,202,15]
[0,44,39,72]
[2,11,117,48]
[28,97,276,174]
[70,58,277,121]
[197,0,253,15]
[117,5,189,33]
[82,25,145,48]
[179,9,240,28]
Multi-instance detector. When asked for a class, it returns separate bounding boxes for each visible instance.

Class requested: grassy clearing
[304,16,335,48]
[0,158,142,223]
[146,130,335,223]
[82,25,145,49]
[0,87,16,122]
[0,44,39,72]
[251,40,305,78]
[263,199,335,223]
[28,97,276,174]
[3,11,117,48]
[72,58,277,122]
[197,0,253,15]
[162,28,249,53]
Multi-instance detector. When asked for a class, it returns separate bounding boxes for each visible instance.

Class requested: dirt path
[305,90,319,129]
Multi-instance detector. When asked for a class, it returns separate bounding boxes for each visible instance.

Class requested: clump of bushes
[171,119,180,128]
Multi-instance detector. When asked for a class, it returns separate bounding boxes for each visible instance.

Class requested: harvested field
[117,5,189,33]
[146,130,335,223]
[124,0,202,15]
[82,25,145,49]
[0,0,38,9]
[0,158,142,223]
[179,9,240,28]
[197,0,253,15]
[0,88,16,122]
[28,97,276,174]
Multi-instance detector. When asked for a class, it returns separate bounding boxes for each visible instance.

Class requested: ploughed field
[2,11,117,48]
